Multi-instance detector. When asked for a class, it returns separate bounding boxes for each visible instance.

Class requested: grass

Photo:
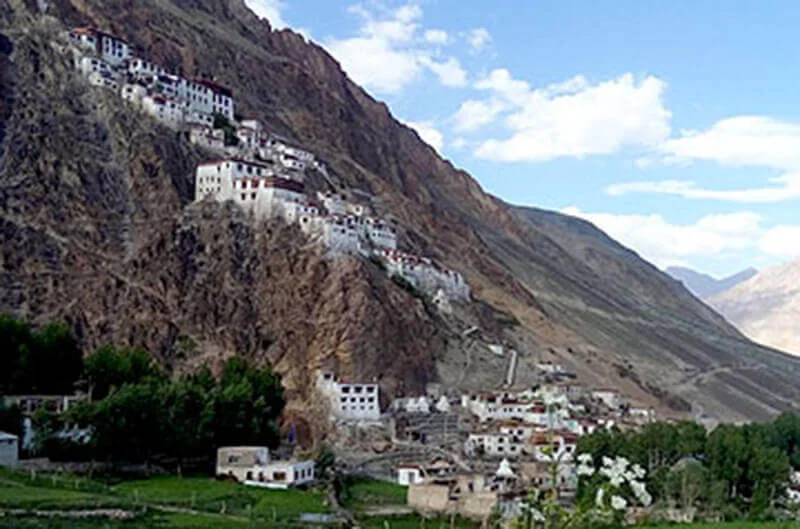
[111,476,329,520]
[637,521,800,529]
[342,477,408,510]
[356,515,479,529]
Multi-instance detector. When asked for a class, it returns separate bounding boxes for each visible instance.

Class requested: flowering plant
[514,453,652,529]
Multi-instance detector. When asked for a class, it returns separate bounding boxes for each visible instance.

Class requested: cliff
[2,0,800,422]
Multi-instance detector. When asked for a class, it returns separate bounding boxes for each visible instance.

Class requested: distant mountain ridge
[666,266,757,298]
[708,260,800,357]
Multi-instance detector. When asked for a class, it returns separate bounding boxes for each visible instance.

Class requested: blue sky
[245,0,800,278]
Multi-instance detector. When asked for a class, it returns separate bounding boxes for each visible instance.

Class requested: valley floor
[0,469,798,528]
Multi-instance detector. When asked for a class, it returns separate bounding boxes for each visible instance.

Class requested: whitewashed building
[216,446,315,488]
[591,390,620,409]
[461,393,548,424]
[142,94,187,126]
[397,464,426,486]
[70,27,130,66]
[465,433,525,459]
[189,125,226,151]
[195,159,308,219]
[373,249,470,300]
[127,57,168,80]
[0,432,18,468]
[526,432,579,463]
[316,372,381,422]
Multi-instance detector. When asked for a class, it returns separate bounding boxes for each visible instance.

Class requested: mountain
[666,266,757,298]
[3,0,800,424]
[708,260,800,357]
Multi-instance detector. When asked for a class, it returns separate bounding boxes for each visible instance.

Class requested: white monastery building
[70,27,130,66]
[316,372,381,422]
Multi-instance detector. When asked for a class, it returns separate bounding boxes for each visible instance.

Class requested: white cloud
[759,225,800,258]
[405,120,444,152]
[245,0,288,28]
[451,137,468,150]
[466,27,491,53]
[660,116,800,171]
[452,99,506,132]
[424,29,449,45]
[562,207,761,268]
[607,174,800,203]
[468,72,671,162]
[610,116,800,204]
[419,56,467,87]
[324,3,470,94]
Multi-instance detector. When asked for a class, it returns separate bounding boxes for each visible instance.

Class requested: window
[251,193,256,200]
[241,194,246,200]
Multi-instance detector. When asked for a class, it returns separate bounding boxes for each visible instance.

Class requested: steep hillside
[708,260,800,357]
[2,0,800,422]
[666,266,757,299]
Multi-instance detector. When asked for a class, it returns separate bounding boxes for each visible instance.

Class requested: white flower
[530,508,545,522]
[577,463,595,477]
[611,495,627,511]
[629,477,652,507]
[640,491,652,507]
[577,453,593,465]
[631,464,646,479]
[595,488,605,508]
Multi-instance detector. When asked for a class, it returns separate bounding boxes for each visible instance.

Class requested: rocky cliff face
[3,0,800,422]
[708,260,800,357]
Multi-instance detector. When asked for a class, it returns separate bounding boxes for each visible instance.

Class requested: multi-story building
[70,27,130,66]
[316,372,381,422]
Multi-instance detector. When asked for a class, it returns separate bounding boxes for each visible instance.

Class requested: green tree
[29,322,82,394]
[84,345,161,399]
[0,314,32,393]
[212,358,284,449]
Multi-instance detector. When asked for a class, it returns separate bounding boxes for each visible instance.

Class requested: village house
[0,432,19,468]
[396,459,456,486]
[591,389,621,409]
[526,431,579,463]
[316,372,381,422]
[216,446,315,489]
[465,432,525,458]
[407,470,524,521]
[3,394,85,416]
[461,393,549,424]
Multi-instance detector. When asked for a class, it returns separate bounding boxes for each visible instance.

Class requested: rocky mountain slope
[2,0,800,423]
[666,266,757,299]
[708,260,800,357]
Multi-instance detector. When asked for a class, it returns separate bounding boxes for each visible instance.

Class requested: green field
[112,475,329,519]
[341,477,408,510]
[1,470,798,529]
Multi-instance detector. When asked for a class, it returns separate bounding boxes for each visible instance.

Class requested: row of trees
[0,315,82,394]
[0,315,287,465]
[577,415,800,518]
[57,350,285,465]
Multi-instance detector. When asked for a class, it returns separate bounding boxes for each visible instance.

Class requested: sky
[244,0,800,278]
